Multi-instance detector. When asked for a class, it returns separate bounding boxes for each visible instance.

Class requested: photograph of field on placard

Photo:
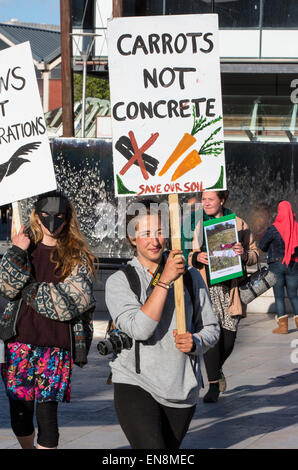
[206,221,238,273]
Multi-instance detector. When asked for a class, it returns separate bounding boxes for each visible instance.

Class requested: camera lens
[97,339,113,356]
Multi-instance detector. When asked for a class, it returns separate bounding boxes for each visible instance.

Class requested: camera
[97,329,133,356]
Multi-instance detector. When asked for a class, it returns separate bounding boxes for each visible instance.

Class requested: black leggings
[203,327,237,382]
[114,383,196,449]
[9,398,59,448]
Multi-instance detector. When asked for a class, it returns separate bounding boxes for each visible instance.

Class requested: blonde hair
[30,203,94,280]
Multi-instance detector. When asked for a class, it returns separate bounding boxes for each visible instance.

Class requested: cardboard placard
[0,41,56,207]
[108,14,226,197]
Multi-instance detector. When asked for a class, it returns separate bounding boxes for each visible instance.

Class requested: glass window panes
[214,0,260,28]
[166,0,212,15]
[263,0,298,28]
[123,0,162,16]
[123,0,212,16]
[72,0,94,28]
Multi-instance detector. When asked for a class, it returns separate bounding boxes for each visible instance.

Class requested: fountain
[18,138,297,261]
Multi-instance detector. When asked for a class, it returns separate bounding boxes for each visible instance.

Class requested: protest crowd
[0,190,297,450]
[0,8,297,453]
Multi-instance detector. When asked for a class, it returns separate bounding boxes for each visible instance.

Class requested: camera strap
[145,253,166,296]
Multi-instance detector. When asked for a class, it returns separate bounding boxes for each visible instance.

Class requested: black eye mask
[35,196,68,234]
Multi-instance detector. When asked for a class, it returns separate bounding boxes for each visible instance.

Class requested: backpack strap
[121,264,142,300]
[121,264,196,376]
[120,264,142,374]
[183,268,204,388]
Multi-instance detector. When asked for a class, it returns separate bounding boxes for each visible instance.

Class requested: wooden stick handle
[168,193,186,334]
[11,202,23,238]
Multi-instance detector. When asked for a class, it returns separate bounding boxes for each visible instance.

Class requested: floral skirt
[1,342,73,403]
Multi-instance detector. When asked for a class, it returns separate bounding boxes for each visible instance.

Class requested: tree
[73,73,110,102]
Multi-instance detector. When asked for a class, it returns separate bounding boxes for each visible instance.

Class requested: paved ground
[0,311,298,449]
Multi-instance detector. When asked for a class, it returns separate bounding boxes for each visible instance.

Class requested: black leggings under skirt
[9,398,59,448]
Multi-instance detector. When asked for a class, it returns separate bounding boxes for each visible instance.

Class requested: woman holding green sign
[183,190,258,403]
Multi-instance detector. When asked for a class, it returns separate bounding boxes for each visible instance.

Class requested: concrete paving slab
[0,313,298,449]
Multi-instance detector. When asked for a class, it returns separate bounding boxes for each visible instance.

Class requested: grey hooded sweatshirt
[105,257,220,408]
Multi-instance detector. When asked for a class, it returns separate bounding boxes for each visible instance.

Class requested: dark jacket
[0,245,96,367]
[259,225,298,263]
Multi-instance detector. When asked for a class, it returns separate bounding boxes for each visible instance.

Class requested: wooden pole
[60,0,74,137]
[168,193,186,334]
[11,202,23,238]
[113,0,123,17]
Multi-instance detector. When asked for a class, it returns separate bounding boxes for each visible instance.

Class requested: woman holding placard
[105,200,219,449]
[0,191,95,449]
[185,190,258,403]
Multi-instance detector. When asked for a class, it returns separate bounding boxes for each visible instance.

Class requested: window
[263,0,298,28]
[123,0,162,16]
[166,0,212,15]
[214,0,260,28]
[72,0,94,29]
[123,0,212,16]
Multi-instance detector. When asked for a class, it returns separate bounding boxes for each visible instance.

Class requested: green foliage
[210,256,239,273]
[73,73,110,102]
[207,228,236,252]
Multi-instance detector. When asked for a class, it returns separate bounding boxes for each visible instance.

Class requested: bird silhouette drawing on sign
[0,141,41,183]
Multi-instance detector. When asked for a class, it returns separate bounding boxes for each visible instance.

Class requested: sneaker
[203,383,220,403]
[218,369,227,393]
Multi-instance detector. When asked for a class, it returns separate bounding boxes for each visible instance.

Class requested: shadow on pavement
[183,369,298,449]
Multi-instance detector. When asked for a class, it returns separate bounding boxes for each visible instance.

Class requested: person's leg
[269,262,289,333]
[161,404,196,449]
[203,328,223,382]
[270,262,287,317]
[203,329,224,402]
[114,383,166,449]
[216,328,237,392]
[285,262,298,317]
[9,398,35,449]
[219,328,237,369]
[35,401,59,449]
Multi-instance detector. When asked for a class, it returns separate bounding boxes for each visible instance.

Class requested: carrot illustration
[171,149,202,181]
[158,133,196,177]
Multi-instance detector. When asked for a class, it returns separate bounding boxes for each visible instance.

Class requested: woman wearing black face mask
[0,191,95,449]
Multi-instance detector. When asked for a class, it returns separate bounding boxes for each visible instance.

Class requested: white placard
[96,115,112,138]
[0,41,56,206]
[108,14,226,197]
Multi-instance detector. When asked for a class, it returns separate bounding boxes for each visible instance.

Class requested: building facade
[0,20,62,113]
[71,0,297,222]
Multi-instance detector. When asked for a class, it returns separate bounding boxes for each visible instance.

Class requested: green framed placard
[203,213,243,285]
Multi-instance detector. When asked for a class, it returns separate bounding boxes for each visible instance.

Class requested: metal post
[72,32,100,139]
[81,52,88,138]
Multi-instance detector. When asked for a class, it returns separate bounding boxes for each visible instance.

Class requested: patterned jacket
[0,245,96,367]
